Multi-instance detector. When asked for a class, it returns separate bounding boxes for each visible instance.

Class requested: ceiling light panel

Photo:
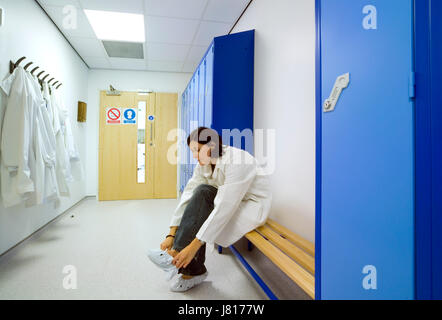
[84,9,145,42]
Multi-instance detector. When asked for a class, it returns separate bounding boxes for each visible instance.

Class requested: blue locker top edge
[182,29,255,95]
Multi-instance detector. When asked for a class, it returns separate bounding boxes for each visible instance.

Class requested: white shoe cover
[169,272,208,292]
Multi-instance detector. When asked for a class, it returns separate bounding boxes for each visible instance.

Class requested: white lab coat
[170,145,272,248]
[0,67,35,207]
[53,89,82,181]
[50,89,72,195]
[29,74,59,203]
[24,71,46,206]
[56,94,79,162]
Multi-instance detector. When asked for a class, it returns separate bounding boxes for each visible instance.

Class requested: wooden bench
[218,219,315,300]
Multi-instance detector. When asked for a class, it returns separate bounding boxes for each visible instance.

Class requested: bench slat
[245,230,315,299]
[266,219,315,256]
[257,225,315,275]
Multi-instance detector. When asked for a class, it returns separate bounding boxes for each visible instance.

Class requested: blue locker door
[180,93,185,192]
[183,90,189,190]
[198,62,206,127]
[182,91,187,190]
[190,76,198,176]
[320,0,414,299]
[431,0,442,299]
[184,85,189,186]
[204,44,214,128]
[186,89,191,185]
[193,72,199,130]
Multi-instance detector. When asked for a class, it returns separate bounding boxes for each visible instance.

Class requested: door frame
[315,0,442,300]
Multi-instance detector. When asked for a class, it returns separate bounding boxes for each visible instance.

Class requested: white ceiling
[37,0,251,73]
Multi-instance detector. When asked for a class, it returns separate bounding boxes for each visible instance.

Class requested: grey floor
[0,197,311,300]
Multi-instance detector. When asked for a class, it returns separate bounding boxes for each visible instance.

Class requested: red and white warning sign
[106,107,122,124]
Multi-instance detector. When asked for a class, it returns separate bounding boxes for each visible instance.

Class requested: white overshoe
[147,249,178,280]
[165,266,179,281]
[169,272,208,292]
[147,249,173,269]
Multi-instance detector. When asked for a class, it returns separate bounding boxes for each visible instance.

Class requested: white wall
[0,0,89,255]
[85,69,191,196]
[232,0,316,242]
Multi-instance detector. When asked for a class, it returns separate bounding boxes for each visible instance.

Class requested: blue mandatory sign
[148,115,155,121]
[123,108,137,124]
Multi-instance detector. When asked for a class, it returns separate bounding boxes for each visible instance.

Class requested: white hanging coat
[57,94,80,162]
[170,145,272,247]
[23,71,46,206]
[53,89,82,180]
[50,89,72,196]
[30,76,59,203]
[0,67,35,207]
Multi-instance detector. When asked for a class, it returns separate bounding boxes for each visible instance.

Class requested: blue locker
[183,85,188,188]
[180,92,186,192]
[429,0,442,299]
[198,63,205,127]
[186,93,191,185]
[183,90,189,191]
[181,91,186,191]
[319,0,414,299]
[204,45,214,128]
[180,30,254,187]
[190,76,198,177]
[212,31,254,154]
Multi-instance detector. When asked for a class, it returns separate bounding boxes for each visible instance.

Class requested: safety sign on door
[106,107,122,124]
[123,108,137,124]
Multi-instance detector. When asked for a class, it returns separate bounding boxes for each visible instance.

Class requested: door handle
[323,73,350,112]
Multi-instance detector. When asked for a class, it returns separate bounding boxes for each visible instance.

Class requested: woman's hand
[160,237,174,251]
[172,239,203,269]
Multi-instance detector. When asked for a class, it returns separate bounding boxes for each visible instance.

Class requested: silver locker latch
[323,73,350,112]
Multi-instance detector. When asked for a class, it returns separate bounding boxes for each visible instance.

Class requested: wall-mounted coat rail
[9,56,63,89]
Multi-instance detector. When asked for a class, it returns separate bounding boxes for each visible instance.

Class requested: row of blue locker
[179,30,255,192]
[179,44,214,192]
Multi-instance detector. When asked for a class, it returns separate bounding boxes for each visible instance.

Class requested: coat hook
[24,62,33,70]
[42,74,49,81]
[31,66,39,75]
[56,83,63,89]
[37,70,45,78]
[48,78,55,84]
[15,56,26,66]
[53,81,59,86]
[9,56,26,74]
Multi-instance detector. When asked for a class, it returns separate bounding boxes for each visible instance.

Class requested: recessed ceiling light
[84,10,145,43]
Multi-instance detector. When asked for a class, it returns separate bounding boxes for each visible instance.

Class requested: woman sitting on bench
[148,127,272,292]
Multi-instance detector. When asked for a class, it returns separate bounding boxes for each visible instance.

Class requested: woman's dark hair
[187,127,224,158]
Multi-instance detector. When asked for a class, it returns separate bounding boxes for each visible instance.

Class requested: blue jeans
[172,184,218,276]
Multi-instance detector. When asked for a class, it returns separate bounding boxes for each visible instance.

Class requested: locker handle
[323,73,350,113]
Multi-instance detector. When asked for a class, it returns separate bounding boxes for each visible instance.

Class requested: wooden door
[99,91,177,200]
[153,93,178,198]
